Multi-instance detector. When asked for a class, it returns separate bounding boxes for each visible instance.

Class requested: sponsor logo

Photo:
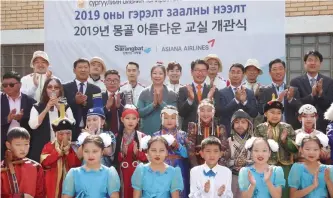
[143,48,151,54]
[114,45,151,55]
[160,39,215,52]
[161,45,209,52]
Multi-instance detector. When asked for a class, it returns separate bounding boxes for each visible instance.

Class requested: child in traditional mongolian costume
[62,135,120,198]
[239,137,285,198]
[40,103,81,198]
[187,98,230,167]
[115,105,148,198]
[254,96,298,198]
[289,134,333,198]
[295,104,330,163]
[228,109,253,197]
[76,93,116,167]
[153,105,189,198]
[325,103,333,161]
[131,136,184,198]
[1,127,45,198]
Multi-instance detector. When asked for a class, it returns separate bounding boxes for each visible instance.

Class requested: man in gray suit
[177,59,219,132]
[290,50,333,132]
[218,63,258,135]
[257,59,302,130]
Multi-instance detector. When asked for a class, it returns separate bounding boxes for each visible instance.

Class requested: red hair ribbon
[121,109,139,118]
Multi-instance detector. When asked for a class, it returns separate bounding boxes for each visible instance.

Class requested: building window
[1,44,44,77]
[286,34,333,82]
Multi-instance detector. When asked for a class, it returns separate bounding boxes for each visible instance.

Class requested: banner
[45,0,285,85]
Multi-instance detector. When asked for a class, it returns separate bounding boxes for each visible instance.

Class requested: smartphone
[50,91,57,99]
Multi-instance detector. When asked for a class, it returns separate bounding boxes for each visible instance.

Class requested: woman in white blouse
[28,77,75,162]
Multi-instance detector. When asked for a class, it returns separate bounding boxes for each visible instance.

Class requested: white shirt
[193,82,205,93]
[205,75,227,90]
[75,79,88,127]
[230,85,240,94]
[7,94,22,131]
[21,73,59,102]
[187,82,206,105]
[119,81,145,106]
[166,82,183,94]
[189,163,233,198]
[88,77,106,92]
[307,73,318,86]
[75,79,88,94]
[28,106,75,142]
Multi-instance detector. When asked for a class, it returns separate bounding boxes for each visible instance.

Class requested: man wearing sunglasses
[1,71,36,160]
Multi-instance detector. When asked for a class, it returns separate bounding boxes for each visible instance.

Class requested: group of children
[2,93,333,198]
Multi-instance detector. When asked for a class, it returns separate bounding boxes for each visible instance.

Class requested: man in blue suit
[218,63,258,135]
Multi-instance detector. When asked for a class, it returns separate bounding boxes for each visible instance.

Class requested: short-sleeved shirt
[62,165,120,197]
[239,165,285,198]
[131,163,184,198]
[288,163,333,198]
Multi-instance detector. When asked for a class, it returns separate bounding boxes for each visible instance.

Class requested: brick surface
[1,0,333,30]
[1,0,43,30]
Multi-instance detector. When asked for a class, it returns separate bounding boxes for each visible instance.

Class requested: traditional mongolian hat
[87,93,105,119]
[264,93,284,113]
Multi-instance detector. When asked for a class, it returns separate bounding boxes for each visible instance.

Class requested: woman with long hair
[28,77,75,162]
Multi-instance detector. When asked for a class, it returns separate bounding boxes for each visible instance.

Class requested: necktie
[78,82,85,127]
[276,85,280,92]
[110,93,119,135]
[310,78,316,87]
[233,87,237,95]
[197,84,202,102]
[203,170,216,177]
[79,82,84,93]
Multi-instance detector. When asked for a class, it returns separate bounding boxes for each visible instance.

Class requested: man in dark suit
[178,59,219,131]
[63,58,101,140]
[258,59,302,129]
[1,71,36,160]
[290,50,333,132]
[102,70,126,135]
[218,63,258,135]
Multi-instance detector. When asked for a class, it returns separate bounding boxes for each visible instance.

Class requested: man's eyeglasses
[193,69,207,73]
[2,82,19,88]
[105,79,120,84]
